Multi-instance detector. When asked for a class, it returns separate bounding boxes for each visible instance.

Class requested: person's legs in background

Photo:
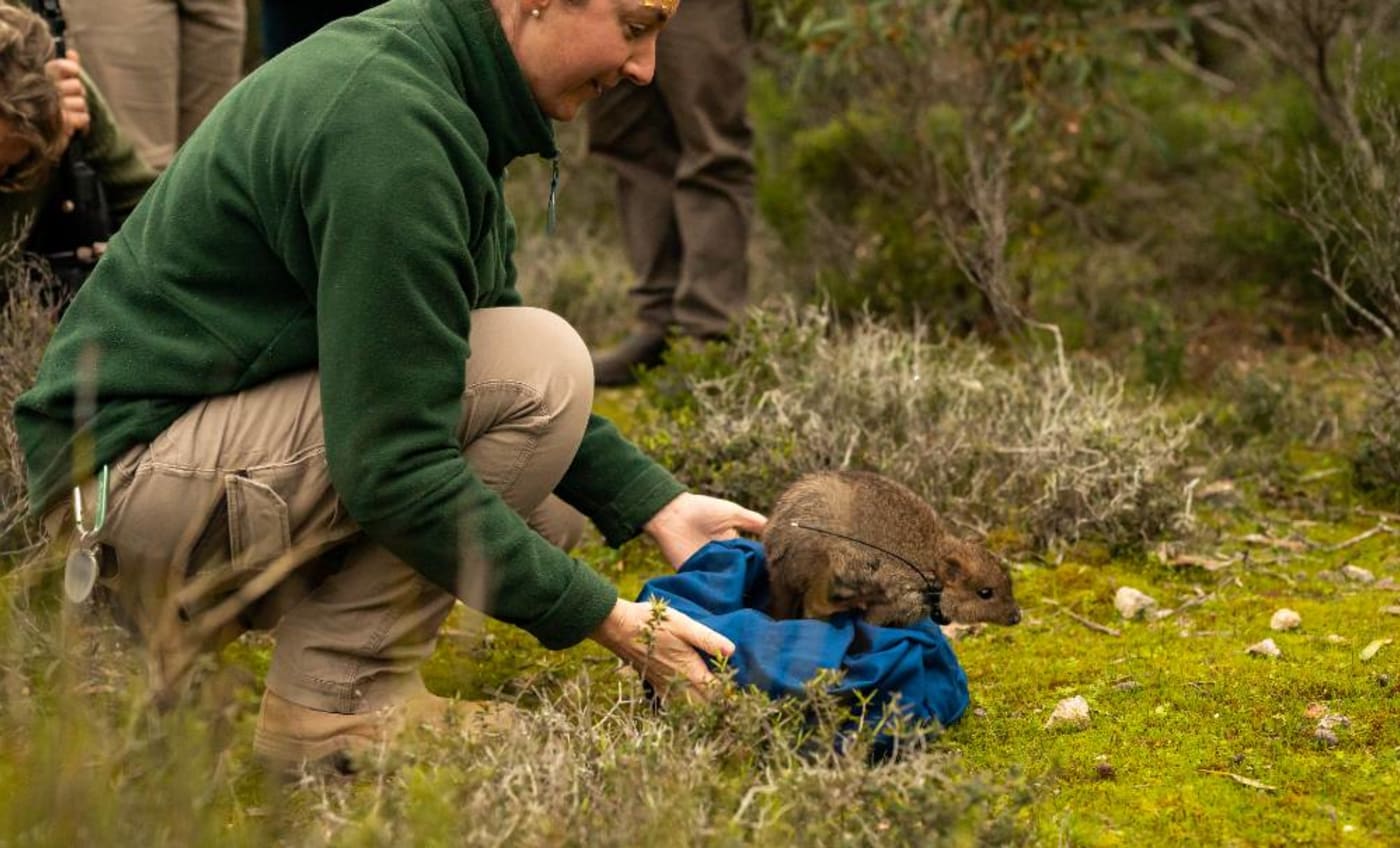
[176,0,246,145]
[62,0,245,170]
[64,0,180,169]
[585,70,680,385]
[587,0,755,386]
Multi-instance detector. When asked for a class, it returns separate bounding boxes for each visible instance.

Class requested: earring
[531,7,540,17]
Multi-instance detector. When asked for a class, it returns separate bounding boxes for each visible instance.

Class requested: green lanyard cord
[72,464,110,540]
[546,157,559,236]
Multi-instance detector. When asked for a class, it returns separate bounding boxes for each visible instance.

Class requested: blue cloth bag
[638,538,970,731]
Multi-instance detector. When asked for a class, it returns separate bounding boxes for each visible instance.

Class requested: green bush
[1352,344,1400,503]
[747,1,1127,331]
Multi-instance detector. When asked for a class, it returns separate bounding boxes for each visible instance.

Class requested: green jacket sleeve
[297,89,616,651]
[556,414,686,548]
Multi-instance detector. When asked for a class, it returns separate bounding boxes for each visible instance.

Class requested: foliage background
[3,0,1400,844]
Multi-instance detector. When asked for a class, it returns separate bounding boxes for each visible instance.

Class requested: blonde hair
[0,3,62,193]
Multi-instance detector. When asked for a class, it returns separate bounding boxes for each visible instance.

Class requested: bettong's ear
[942,556,963,579]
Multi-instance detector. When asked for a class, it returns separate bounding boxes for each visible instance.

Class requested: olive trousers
[47,308,591,712]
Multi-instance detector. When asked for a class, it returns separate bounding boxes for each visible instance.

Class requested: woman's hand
[643,492,767,569]
[45,53,90,146]
[590,598,734,700]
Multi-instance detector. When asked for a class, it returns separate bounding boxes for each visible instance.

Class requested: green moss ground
[949,538,1400,846]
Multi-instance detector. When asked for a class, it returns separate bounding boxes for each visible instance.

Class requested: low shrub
[635,302,1198,552]
[1352,344,1400,503]
[0,258,58,551]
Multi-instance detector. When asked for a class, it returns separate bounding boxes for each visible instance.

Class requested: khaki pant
[63,0,247,170]
[49,307,591,713]
[586,0,755,340]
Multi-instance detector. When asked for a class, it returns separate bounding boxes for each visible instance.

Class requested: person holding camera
[0,3,155,293]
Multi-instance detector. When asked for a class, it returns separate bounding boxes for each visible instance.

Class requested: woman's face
[515,0,676,121]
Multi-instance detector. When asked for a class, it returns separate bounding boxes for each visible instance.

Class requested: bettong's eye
[977,587,995,600]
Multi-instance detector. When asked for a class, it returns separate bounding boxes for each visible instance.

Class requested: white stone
[1044,695,1091,730]
[1341,565,1376,584]
[1114,586,1158,620]
[1246,638,1282,658]
[1318,713,1351,732]
[1360,638,1393,662]
[1269,608,1302,631]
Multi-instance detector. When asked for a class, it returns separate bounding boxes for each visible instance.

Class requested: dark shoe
[592,327,669,387]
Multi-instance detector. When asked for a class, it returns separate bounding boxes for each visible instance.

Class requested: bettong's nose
[1007,607,1022,626]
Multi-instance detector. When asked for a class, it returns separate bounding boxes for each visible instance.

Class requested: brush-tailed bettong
[762,470,1021,627]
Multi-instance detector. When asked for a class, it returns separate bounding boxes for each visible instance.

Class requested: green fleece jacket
[14,0,685,650]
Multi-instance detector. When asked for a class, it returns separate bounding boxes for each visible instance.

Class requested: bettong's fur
[763,471,1020,627]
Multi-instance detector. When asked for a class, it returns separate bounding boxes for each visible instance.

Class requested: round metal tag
[64,548,99,604]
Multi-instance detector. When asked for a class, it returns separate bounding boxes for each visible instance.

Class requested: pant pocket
[226,473,291,572]
[178,473,290,624]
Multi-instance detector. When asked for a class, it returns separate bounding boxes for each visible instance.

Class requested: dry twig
[1326,522,1395,552]
[1042,598,1122,637]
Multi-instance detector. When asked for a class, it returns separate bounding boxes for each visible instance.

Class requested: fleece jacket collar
[416,0,559,172]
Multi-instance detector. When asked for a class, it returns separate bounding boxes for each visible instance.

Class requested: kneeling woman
[16,0,763,771]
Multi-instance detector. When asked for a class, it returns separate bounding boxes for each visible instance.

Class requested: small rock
[1113,678,1141,692]
[1114,587,1158,620]
[1269,608,1301,631]
[1246,638,1282,658]
[1381,606,1400,616]
[1326,634,1348,644]
[1318,713,1351,732]
[1045,696,1091,730]
[1374,577,1398,591]
[1341,565,1376,584]
[941,622,982,641]
[1360,638,1393,662]
[973,707,988,718]
[1313,709,1349,747]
